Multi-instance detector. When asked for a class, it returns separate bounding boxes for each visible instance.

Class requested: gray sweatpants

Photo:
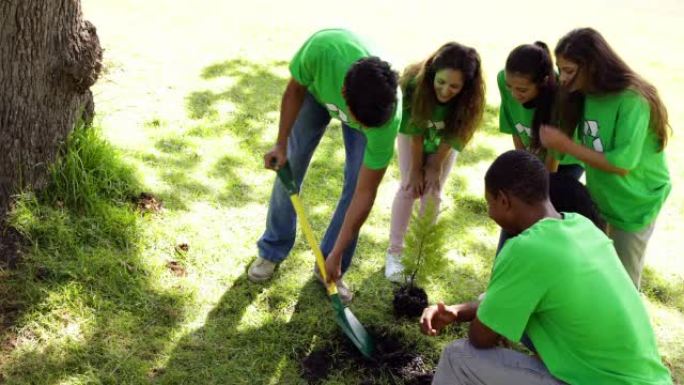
[432,339,565,385]
[607,222,656,289]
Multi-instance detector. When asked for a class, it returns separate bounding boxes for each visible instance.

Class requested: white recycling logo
[427,120,445,130]
[325,103,349,123]
[582,121,604,152]
[515,123,532,137]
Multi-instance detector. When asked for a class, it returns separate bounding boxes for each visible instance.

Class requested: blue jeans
[256,93,366,274]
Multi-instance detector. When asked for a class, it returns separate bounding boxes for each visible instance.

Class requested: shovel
[274,161,374,358]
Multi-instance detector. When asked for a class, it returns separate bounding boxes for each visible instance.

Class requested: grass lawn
[1,0,683,384]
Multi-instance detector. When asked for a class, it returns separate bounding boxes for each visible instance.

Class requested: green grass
[0,0,682,383]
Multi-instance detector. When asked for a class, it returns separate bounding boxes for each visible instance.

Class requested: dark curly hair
[485,150,549,204]
[343,56,399,127]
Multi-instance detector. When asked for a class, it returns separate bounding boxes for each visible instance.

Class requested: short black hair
[343,56,398,127]
[485,150,548,204]
[549,173,606,231]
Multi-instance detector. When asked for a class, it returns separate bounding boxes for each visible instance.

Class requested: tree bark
[0,0,102,218]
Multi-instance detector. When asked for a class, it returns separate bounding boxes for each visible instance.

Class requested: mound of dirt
[299,326,434,384]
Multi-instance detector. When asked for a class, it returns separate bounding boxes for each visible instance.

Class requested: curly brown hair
[400,42,485,148]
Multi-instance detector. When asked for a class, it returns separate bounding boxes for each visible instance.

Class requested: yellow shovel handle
[289,194,337,296]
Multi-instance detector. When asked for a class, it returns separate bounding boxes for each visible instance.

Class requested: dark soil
[135,192,163,214]
[0,226,23,270]
[393,285,428,319]
[299,326,434,384]
[166,260,187,277]
[300,344,335,384]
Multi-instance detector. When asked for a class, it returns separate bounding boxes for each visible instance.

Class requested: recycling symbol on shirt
[582,120,604,152]
[325,103,349,124]
[427,120,445,131]
[425,120,445,147]
[515,123,532,138]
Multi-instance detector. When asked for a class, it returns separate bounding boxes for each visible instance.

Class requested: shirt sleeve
[477,240,549,342]
[604,93,651,171]
[363,97,401,169]
[289,35,318,87]
[497,72,515,135]
[398,87,423,136]
[398,96,422,136]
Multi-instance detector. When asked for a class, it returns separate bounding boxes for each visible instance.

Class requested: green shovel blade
[330,294,374,359]
[274,161,374,359]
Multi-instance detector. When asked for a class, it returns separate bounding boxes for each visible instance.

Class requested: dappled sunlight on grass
[10,1,679,382]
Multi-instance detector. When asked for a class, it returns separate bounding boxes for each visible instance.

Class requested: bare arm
[540,125,627,176]
[424,142,454,192]
[468,316,501,349]
[264,78,307,170]
[512,134,525,151]
[427,142,453,170]
[420,301,479,336]
[545,153,559,173]
[407,135,425,197]
[420,300,500,348]
[324,165,386,281]
[410,135,425,170]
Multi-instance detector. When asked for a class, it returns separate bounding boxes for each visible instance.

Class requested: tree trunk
[0,0,102,218]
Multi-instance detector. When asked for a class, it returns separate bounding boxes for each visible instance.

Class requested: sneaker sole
[247,272,274,283]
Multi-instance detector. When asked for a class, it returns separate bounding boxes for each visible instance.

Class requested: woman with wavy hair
[385,42,485,281]
[541,27,671,288]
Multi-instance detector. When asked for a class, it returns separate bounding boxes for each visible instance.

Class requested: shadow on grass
[156,272,341,384]
[211,155,258,208]
[186,59,287,149]
[136,59,298,211]
[0,128,187,383]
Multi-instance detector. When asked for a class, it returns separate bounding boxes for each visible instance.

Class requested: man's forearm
[329,167,386,261]
[330,188,375,258]
[275,78,307,146]
[452,301,479,323]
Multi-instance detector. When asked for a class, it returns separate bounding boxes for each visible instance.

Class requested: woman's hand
[405,168,425,198]
[540,125,571,153]
[423,163,442,193]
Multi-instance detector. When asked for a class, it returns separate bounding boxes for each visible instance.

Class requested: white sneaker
[384,252,404,283]
[313,268,353,303]
[248,257,277,282]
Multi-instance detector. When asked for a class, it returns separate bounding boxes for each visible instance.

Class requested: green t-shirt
[580,90,671,231]
[289,29,402,170]
[497,70,580,166]
[399,87,464,153]
[478,213,672,385]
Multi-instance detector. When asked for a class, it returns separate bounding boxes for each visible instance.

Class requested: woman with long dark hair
[541,28,671,288]
[498,42,584,178]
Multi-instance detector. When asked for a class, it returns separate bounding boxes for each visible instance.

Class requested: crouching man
[421,150,672,385]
